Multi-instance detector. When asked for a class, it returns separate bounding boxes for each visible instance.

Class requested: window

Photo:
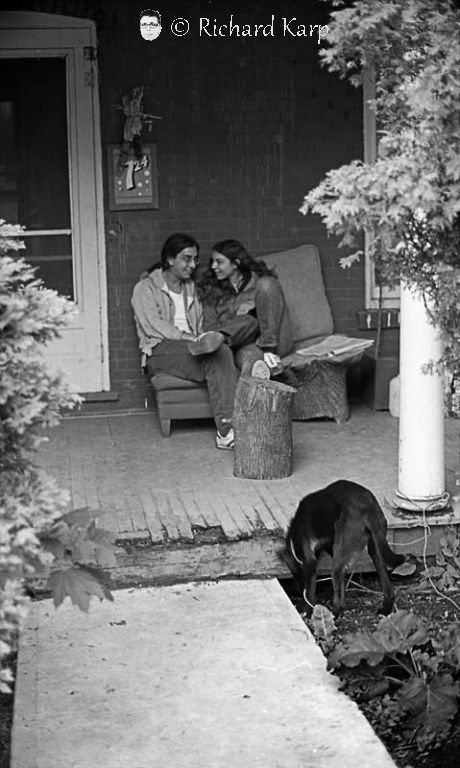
[363,66,400,308]
[0,58,73,298]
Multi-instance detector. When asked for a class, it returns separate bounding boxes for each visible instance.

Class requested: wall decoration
[107,143,159,211]
[114,85,162,175]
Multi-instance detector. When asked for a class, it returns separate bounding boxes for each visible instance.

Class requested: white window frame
[363,67,400,309]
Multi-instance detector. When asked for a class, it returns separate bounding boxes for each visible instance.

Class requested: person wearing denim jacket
[196,239,293,378]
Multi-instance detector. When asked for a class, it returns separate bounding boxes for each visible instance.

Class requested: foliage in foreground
[311,605,460,753]
[304,0,460,369]
[418,530,460,594]
[0,221,116,692]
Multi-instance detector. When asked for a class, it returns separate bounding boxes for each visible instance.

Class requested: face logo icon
[140,10,162,41]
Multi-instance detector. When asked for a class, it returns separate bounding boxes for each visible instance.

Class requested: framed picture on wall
[107,143,159,210]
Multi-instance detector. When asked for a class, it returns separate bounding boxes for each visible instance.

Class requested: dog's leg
[330,524,350,616]
[367,537,395,615]
[331,560,347,617]
[331,515,365,616]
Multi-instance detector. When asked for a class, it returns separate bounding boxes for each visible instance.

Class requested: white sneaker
[216,428,235,450]
[251,360,270,379]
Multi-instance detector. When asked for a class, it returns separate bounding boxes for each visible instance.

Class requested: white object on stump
[233,376,296,480]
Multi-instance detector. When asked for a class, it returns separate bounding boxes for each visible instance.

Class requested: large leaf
[411,649,442,675]
[392,561,417,577]
[38,533,66,559]
[341,665,389,701]
[328,630,385,669]
[60,507,96,526]
[422,565,446,580]
[375,611,430,654]
[328,611,429,670]
[437,568,459,592]
[399,673,460,748]
[66,523,117,568]
[89,533,118,568]
[47,567,114,611]
[311,604,336,644]
[440,531,459,559]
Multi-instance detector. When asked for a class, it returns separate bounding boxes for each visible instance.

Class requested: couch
[151,244,358,436]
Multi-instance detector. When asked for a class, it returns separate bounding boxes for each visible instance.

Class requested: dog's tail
[365,502,405,570]
[378,538,405,570]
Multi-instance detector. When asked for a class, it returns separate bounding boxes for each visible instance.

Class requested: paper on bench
[296,334,374,359]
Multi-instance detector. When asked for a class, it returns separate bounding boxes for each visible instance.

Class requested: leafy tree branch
[305,0,460,367]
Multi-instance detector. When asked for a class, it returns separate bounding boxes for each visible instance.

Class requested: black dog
[282,480,405,616]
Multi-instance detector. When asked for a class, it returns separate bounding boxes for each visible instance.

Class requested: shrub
[311,605,460,753]
[0,221,115,691]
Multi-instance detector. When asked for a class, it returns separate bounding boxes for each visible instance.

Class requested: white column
[395,281,449,511]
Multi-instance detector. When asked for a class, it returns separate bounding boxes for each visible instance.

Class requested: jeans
[146,315,259,433]
[252,276,292,355]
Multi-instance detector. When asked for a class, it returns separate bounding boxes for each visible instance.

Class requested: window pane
[24,234,73,299]
[0,57,73,298]
[0,57,71,230]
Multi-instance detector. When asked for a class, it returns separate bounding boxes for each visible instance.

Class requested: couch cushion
[151,373,207,391]
[262,244,334,345]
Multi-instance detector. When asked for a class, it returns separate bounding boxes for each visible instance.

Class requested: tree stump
[233,376,296,480]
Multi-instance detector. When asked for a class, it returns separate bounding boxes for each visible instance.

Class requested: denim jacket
[202,272,293,356]
[202,273,259,328]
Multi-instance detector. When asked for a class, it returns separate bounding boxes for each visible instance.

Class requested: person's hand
[236,302,253,315]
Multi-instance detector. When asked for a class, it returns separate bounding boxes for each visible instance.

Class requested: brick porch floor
[36,405,460,586]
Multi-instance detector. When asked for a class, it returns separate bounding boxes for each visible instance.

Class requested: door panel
[0,13,109,392]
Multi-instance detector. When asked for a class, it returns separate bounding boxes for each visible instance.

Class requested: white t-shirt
[168,289,192,334]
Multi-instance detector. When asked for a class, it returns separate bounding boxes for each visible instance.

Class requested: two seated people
[131,233,293,450]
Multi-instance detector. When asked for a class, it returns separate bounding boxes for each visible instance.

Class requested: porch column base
[393,489,450,514]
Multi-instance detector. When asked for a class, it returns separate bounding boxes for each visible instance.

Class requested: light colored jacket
[131,268,203,363]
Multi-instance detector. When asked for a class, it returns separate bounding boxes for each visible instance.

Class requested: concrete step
[12,580,396,768]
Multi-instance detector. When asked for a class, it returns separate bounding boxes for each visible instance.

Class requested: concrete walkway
[12,580,396,768]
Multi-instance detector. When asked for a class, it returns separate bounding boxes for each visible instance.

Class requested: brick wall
[8,0,397,411]
[95,0,386,410]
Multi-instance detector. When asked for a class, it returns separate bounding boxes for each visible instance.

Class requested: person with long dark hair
[197,239,293,377]
[131,233,260,449]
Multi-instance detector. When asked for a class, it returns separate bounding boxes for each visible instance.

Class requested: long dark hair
[196,239,274,302]
[147,233,200,273]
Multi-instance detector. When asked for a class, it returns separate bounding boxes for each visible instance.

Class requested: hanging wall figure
[116,85,145,179]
